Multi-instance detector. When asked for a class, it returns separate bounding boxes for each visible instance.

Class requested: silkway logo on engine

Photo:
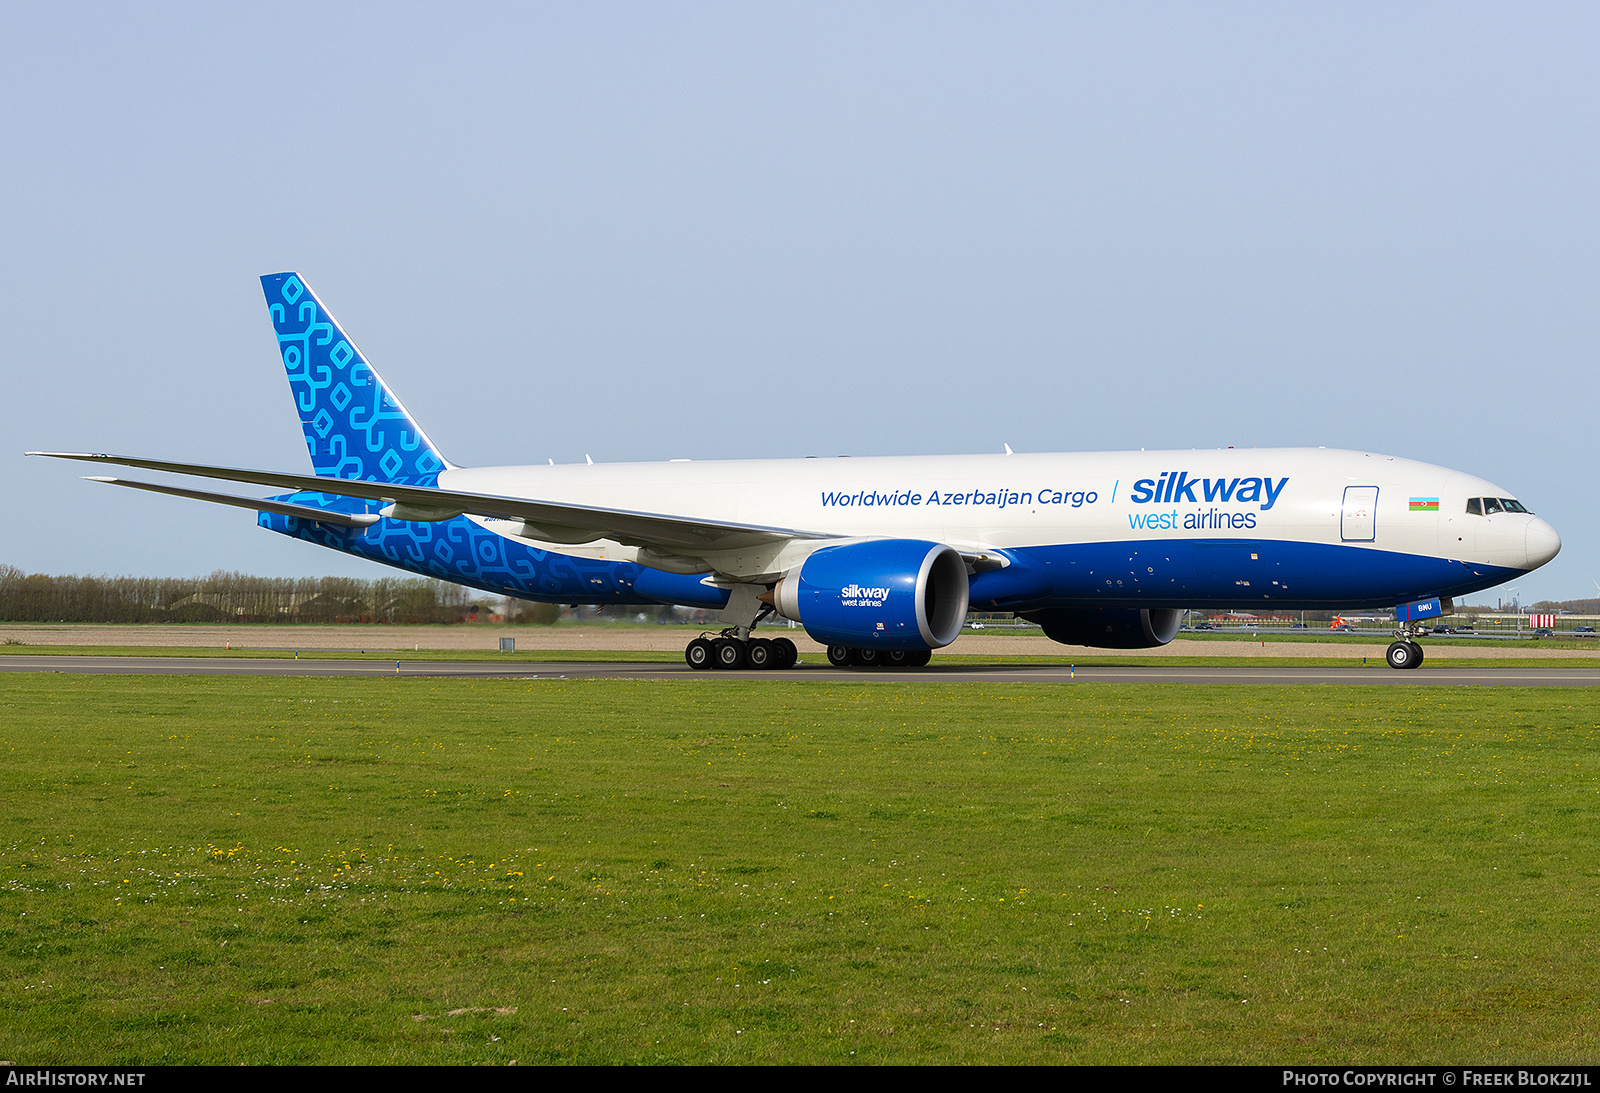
[840,584,889,607]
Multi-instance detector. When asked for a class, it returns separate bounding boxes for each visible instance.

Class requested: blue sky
[3,4,1595,603]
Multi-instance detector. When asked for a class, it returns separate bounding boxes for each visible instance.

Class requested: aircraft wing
[29,452,833,552]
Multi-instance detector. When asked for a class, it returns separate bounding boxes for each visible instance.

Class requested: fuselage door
[1341,486,1378,542]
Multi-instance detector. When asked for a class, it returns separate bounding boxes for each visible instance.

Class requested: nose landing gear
[1385,621,1431,670]
[1385,639,1424,670]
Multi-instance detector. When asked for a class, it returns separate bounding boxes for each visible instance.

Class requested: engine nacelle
[773,540,969,650]
[1029,607,1183,649]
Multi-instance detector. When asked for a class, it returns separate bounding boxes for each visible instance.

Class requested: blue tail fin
[260,273,450,486]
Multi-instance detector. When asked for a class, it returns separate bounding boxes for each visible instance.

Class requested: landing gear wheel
[1385,640,1423,670]
[849,648,881,667]
[772,638,798,669]
[714,638,747,670]
[827,645,853,667]
[904,649,932,668]
[884,649,912,667]
[746,638,774,669]
[685,638,714,670]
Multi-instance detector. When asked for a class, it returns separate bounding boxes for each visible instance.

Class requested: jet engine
[772,540,969,650]
[1027,607,1183,649]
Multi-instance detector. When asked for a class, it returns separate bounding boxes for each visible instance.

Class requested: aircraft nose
[1525,517,1561,570]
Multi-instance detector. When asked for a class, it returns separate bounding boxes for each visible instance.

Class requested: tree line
[0,566,495,624]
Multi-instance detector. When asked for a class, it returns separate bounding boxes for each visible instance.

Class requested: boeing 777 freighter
[29,273,1561,670]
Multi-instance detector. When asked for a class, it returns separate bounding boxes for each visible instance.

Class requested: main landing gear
[825,646,933,668]
[685,591,801,670]
[685,629,799,671]
[1385,625,1428,670]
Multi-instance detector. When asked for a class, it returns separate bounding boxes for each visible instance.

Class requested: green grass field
[2,675,1597,1064]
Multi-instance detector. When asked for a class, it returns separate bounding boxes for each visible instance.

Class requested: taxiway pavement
[4,655,1599,685]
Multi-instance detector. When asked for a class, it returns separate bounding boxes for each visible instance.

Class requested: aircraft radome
[30,273,1561,671]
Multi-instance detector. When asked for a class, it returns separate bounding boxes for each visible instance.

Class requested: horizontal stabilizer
[84,476,381,528]
[32,452,831,552]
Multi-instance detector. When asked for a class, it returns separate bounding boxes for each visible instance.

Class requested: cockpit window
[1466,498,1482,516]
[1501,498,1530,514]
[1483,497,1504,515]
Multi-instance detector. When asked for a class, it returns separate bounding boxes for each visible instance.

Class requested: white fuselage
[443,447,1558,587]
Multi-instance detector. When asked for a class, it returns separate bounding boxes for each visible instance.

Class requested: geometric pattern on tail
[260,272,447,486]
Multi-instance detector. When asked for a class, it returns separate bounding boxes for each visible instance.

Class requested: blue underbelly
[970,539,1520,611]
